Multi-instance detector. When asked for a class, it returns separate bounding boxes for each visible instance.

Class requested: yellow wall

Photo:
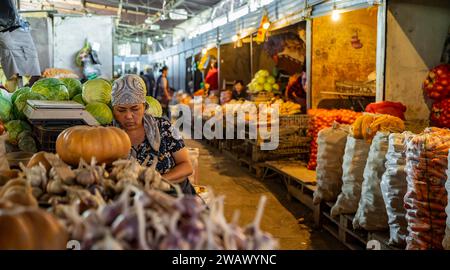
[311,7,378,108]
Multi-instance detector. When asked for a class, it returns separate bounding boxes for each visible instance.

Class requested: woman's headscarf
[112,74,161,152]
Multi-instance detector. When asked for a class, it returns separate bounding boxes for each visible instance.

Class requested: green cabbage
[0,96,12,122]
[72,94,85,105]
[146,96,163,117]
[18,131,37,153]
[11,87,31,104]
[85,102,113,125]
[14,92,46,120]
[82,78,112,104]
[1,88,12,103]
[5,120,32,145]
[31,78,69,101]
[61,78,83,99]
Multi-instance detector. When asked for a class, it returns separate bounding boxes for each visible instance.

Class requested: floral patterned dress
[129,117,196,195]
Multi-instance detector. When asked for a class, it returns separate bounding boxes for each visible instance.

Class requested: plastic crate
[33,125,69,152]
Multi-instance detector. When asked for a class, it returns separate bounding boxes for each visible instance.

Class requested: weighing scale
[24,100,100,126]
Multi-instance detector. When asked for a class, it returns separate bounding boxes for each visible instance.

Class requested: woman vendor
[111,74,195,195]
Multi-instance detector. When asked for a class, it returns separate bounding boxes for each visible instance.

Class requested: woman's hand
[162,148,193,184]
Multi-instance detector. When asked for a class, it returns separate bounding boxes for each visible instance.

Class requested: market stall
[311,7,377,111]
[2,0,450,252]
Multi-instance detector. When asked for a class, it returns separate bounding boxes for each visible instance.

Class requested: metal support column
[306,18,312,110]
[376,0,387,102]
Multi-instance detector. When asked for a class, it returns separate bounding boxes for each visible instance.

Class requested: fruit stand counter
[262,160,316,211]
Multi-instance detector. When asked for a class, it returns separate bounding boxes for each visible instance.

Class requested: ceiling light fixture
[331,1,340,21]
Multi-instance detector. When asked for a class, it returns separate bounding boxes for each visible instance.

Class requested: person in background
[187,80,194,95]
[204,59,218,91]
[232,80,248,100]
[111,74,195,195]
[193,61,203,92]
[193,82,210,97]
[220,89,233,104]
[285,73,307,113]
[155,66,171,117]
[142,67,156,97]
[0,1,41,92]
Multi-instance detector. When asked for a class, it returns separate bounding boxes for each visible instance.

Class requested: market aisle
[185,139,346,250]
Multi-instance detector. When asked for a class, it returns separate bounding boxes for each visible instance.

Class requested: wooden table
[262,160,317,211]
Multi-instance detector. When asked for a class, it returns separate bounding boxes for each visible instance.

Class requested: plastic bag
[365,101,407,120]
[313,123,350,204]
[331,136,371,217]
[0,0,21,32]
[443,150,450,250]
[380,132,410,247]
[0,134,9,171]
[353,132,390,230]
[404,127,449,250]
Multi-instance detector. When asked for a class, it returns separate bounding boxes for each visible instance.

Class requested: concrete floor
[186,139,346,250]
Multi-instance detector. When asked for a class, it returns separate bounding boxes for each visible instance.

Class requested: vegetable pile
[81,79,113,125]
[146,96,163,118]
[307,109,361,170]
[423,64,450,100]
[380,133,410,248]
[56,186,277,250]
[20,152,173,210]
[423,64,450,128]
[0,200,68,250]
[0,151,278,250]
[42,68,79,79]
[351,114,405,142]
[404,127,449,250]
[4,120,36,153]
[1,77,89,154]
[31,78,69,101]
[431,98,450,128]
[248,70,280,94]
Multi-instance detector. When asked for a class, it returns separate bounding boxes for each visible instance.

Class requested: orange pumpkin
[0,178,38,207]
[56,125,131,166]
[0,170,19,186]
[0,200,68,250]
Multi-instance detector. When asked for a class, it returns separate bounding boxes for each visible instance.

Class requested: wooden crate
[320,202,369,250]
[238,157,265,178]
[262,161,317,211]
[368,232,403,250]
[250,141,310,163]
